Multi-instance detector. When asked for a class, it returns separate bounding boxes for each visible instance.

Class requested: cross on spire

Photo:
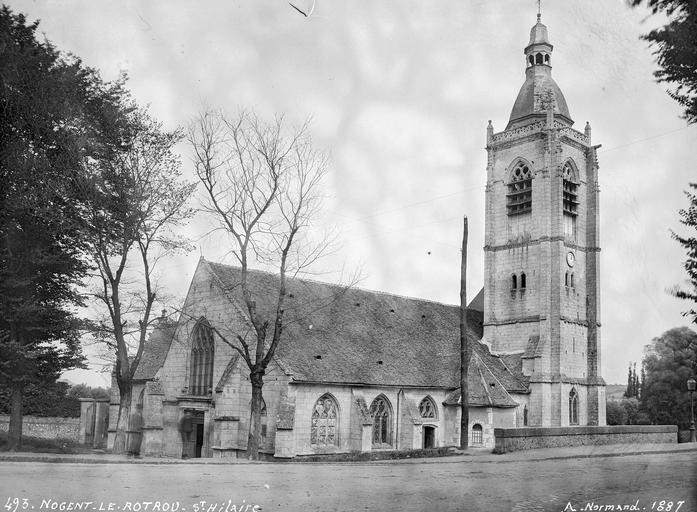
[537,0,541,22]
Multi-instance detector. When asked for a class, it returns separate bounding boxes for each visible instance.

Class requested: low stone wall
[494,425,677,453]
[0,415,80,441]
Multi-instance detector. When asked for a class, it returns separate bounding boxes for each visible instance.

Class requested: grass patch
[293,446,460,462]
[0,432,91,454]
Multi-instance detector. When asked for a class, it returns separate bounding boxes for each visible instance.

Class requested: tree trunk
[7,383,23,451]
[112,386,132,454]
[460,215,469,450]
[247,371,264,460]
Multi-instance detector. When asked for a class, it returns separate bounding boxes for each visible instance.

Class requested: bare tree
[188,110,332,459]
[82,108,195,454]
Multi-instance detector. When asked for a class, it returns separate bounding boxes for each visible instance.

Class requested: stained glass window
[369,395,392,447]
[418,397,436,419]
[190,318,214,395]
[310,394,338,447]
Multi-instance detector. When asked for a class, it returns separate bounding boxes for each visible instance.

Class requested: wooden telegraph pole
[460,215,469,449]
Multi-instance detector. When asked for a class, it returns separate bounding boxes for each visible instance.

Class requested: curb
[1,445,695,465]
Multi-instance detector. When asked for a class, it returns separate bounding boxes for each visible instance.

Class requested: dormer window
[507,161,533,216]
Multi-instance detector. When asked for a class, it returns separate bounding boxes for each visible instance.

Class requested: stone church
[109,13,606,458]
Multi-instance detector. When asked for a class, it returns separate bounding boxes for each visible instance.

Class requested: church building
[108,13,606,459]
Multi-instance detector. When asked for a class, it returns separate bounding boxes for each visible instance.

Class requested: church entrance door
[423,426,435,449]
[181,410,205,458]
[194,421,204,458]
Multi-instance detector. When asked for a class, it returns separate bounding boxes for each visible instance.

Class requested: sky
[11,0,696,387]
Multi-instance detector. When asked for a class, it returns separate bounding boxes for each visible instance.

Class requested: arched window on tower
[311,394,339,447]
[511,274,518,290]
[523,406,528,426]
[507,161,533,216]
[569,388,579,425]
[565,272,569,287]
[528,55,534,67]
[520,272,527,289]
[369,395,393,447]
[570,273,575,289]
[189,318,214,396]
[535,53,543,65]
[563,161,579,238]
[544,54,550,64]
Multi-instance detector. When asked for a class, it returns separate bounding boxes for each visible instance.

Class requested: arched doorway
[422,425,436,449]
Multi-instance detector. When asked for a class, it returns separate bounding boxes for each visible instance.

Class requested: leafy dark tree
[0,380,80,417]
[640,327,697,429]
[66,384,111,400]
[631,0,697,123]
[670,183,697,324]
[606,401,628,425]
[0,6,127,450]
[82,108,195,454]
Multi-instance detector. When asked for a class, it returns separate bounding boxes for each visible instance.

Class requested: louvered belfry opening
[190,318,214,396]
[562,162,578,217]
[507,161,533,216]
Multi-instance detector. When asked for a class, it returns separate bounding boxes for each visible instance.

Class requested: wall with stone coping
[494,425,677,453]
[0,415,79,441]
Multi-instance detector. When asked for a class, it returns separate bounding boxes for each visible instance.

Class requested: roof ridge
[206,260,470,310]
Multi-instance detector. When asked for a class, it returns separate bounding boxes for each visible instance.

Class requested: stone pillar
[141,381,165,456]
[78,398,95,445]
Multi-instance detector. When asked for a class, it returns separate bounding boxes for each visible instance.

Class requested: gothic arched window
[311,394,338,447]
[189,318,214,396]
[369,395,393,447]
[472,423,483,444]
[418,396,437,419]
[507,161,533,216]
[569,388,579,425]
[563,161,579,238]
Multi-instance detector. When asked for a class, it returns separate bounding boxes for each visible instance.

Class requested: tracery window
[189,318,214,395]
[472,423,483,444]
[310,394,338,447]
[369,395,393,447]
[569,388,579,425]
[418,397,437,419]
[507,161,533,216]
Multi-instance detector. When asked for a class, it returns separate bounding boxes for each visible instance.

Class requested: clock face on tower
[566,251,575,268]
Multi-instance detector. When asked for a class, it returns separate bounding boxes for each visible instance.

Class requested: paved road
[0,452,695,512]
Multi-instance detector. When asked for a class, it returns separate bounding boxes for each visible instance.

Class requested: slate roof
[133,318,176,381]
[443,352,519,408]
[201,261,528,405]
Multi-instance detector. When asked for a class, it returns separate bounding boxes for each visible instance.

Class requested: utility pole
[460,215,469,449]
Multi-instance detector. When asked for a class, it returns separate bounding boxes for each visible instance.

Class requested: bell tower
[482,12,606,427]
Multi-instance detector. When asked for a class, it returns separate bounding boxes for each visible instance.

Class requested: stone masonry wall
[494,425,677,453]
[0,415,79,441]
